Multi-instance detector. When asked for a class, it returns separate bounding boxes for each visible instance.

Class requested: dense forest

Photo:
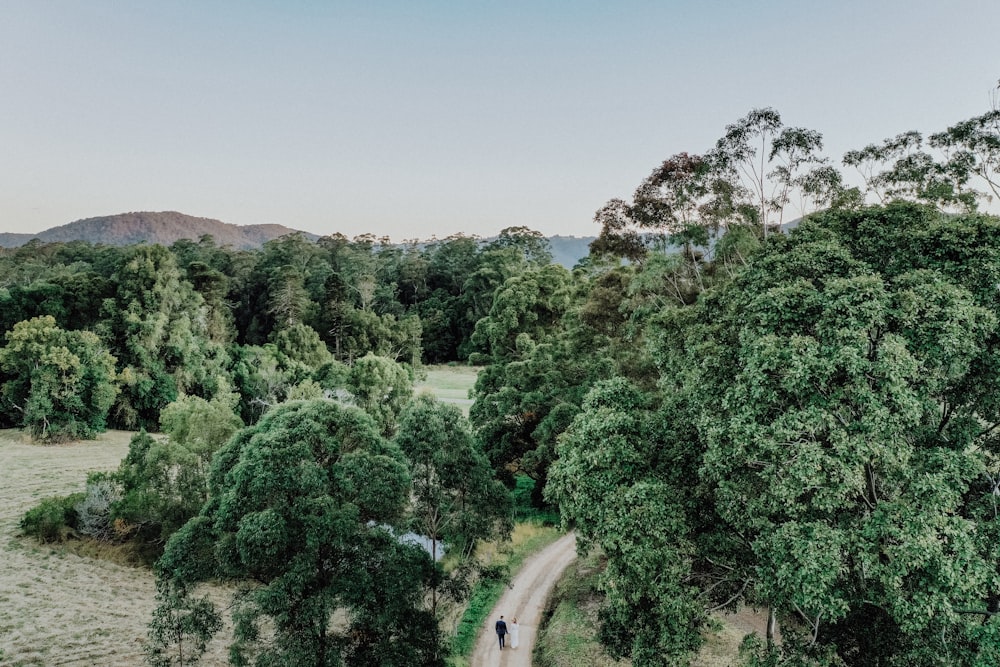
[7,100,1000,665]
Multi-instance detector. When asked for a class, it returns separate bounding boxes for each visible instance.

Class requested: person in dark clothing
[495,615,508,650]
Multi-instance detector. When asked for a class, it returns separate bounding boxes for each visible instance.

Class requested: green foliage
[270,321,332,368]
[547,379,705,664]
[512,475,559,523]
[155,398,445,665]
[547,204,1000,665]
[347,353,414,436]
[553,202,1000,665]
[0,315,118,441]
[105,395,243,559]
[99,244,228,429]
[468,264,595,505]
[394,393,512,630]
[395,393,511,560]
[20,493,83,543]
[146,580,224,667]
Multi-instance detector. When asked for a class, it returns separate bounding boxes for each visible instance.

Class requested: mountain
[548,235,595,268]
[0,211,597,265]
[0,211,317,249]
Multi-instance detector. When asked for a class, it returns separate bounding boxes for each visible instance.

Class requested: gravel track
[471,532,577,667]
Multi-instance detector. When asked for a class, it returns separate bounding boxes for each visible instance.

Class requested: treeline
[503,103,1000,666]
[0,226,552,438]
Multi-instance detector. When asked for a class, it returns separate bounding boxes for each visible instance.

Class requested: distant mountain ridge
[0,211,318,250]
[0,211,596,266]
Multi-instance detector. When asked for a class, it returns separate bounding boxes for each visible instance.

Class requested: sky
[2,0,999,241]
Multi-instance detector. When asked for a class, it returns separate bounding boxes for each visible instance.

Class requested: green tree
[551,203,1000,665]
[153,399,444,666]
[469,264,592,501]
[346,354,413,436]
[146,579,223,667]
[393,394,512,623]
[713,107,828,235]
[99,244,228,429]
[655,204,1000,664]
[843,130,979,212]
[469,263,572,363]
[111,393,242,558]
[0,315,118,441]
[546,379,705,664]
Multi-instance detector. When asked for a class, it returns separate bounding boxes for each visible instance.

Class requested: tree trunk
[766,606,777,647]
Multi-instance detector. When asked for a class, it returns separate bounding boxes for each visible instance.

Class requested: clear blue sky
[2,1,998,240]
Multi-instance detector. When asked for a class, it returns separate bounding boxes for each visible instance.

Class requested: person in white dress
[509,617,520,649]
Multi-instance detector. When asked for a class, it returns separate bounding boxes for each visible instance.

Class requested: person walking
[495,615,508,650]
[509,617,520,649]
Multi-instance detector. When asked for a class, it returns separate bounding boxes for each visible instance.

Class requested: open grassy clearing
[0,429,233,666]
[414,364,480,415]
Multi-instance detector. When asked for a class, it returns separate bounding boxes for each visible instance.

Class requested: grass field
[414,364,480,415]
[0,429,233,666]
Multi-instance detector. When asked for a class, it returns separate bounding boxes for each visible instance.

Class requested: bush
[75,477,121,540]
[20,493,83,543]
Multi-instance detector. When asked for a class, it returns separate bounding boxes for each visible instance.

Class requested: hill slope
[0,212,597,265]
[0,211,316,249]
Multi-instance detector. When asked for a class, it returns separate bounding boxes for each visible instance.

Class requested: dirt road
[471,531,577,667]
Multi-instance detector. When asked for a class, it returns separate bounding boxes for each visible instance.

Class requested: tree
[549,202,1000,665]
[930,107,1000,203]
[0,315,118,441]
[108,392,243,559]
[609,203,1000,665]
[153,399,445,666]
[99,244,228,429]
[146,579,223,667]
[546,379,705,664]
[484,226,553,267]
[346,353,413,436]
[469,263,573,363]
[712,107,827,236]
[843,131,980,212]
[393,394,512,623]
[592,109,835,270]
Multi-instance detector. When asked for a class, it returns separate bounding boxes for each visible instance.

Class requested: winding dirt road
[471,531,577,666]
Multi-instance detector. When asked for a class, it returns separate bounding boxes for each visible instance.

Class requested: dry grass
[0,428,233,666]
[534,545,772,667]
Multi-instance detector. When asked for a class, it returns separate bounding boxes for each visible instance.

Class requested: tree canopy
[153,398,445,666]
[551,202,1000,665]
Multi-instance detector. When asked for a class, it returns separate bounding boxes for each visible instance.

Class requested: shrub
[20,493,83,543]
[75,477,121,540]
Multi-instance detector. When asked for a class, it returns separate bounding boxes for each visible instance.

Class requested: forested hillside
[0,211,315,249]
[0,212,596,268]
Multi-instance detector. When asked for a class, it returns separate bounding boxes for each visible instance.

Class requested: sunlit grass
[414,364,480,415]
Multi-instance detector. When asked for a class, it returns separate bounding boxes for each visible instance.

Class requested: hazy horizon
[3,1,999,242]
